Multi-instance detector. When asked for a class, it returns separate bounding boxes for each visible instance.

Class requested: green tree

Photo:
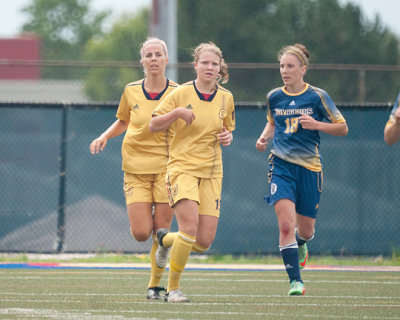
[22,0,110,78]
[177,0,399,102]
[83,9,149,101]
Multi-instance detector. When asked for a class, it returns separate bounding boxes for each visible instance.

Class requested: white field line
[1,308,400,320]
[1,275,400,284]
[1,298,399,308]
[1,292,399,300]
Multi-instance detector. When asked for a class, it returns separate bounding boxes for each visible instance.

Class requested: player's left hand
[218,127,233,146]
[299,115,320,130]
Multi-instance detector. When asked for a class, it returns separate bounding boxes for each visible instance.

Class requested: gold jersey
[116,79,178,174]
[153,80,235,178]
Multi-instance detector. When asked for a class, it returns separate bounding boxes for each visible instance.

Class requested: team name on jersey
[274,108,313,116]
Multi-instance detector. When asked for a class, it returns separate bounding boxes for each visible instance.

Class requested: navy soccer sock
[279,243,302,283]
[296,233,307,246]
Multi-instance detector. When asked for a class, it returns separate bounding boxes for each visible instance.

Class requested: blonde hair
[140,37,168,61]
[192,42,229,84]
[278,44,310,67]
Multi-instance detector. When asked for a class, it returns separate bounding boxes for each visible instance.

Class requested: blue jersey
[266,84,346,172]
[385,92,400,128]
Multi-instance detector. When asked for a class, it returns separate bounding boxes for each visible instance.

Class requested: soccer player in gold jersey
[149,42,235,303]
[90,38,178,300]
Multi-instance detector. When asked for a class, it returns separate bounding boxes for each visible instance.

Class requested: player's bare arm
[90,119,128,154]
[150,107,195,132]
[256,122,275,151]
[299,115,348,136]
[384,106,400,145]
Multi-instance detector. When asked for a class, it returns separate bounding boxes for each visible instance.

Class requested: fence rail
[1,60,400,103]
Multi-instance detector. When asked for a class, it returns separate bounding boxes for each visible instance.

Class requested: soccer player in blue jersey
[384,92,400,145]
[256,44,348,295]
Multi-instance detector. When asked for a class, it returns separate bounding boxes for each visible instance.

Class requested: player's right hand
[90,137,107,154]
[256,137,268,151]
[178,107,195,125]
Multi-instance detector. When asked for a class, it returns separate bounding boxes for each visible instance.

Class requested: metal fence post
[56,104,68,253]
[358,69,366,102]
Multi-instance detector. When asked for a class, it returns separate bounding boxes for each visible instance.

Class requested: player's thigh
[174,198,199,236]
[127,202,153,241]
[274,198,297,230]
[196,215,219,248]
[296,214,316,239]
[153,202,174,232]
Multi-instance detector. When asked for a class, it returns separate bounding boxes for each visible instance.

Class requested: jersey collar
[282,83,309,96]
[142,79,170,100]
[193,80,218,101]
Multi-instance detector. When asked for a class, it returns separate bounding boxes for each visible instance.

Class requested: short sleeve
[317,89,346,123]
[223,94,235,132]
[116,90,131,121]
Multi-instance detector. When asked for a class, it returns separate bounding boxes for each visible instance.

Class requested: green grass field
[0,267,399,319]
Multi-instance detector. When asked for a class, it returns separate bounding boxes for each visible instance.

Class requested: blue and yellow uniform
[385,93,400,128]
[267,84,346,172]
[116,78,179,204]
[266,83,346,217]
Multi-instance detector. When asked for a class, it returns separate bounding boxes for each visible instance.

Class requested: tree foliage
[178,0,398,64]
[177,0,399,101]
[20,0,399,102]
[83,9,149,101]
[22,0,110,77]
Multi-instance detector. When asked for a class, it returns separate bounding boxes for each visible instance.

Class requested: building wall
[0,35,40,79]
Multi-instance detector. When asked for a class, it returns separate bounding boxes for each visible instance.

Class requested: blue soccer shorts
[265,154,323,218]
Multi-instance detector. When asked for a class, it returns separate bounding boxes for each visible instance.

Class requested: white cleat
[155,228,170,268]
[165,289,190,303]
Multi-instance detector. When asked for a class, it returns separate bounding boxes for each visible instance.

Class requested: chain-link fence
[1,102,399,256]
[1,61,400,104]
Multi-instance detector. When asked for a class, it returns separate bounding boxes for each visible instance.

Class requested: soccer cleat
[298,243,308,269]
[146,286,165,300]
[165,289,190,302]
[155,228,170,268]
[288,280,305,296]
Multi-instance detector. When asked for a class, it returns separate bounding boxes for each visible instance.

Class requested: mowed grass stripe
[1,308,399,320]
[1,269,399,320]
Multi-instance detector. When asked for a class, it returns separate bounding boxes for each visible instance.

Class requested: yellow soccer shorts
[165,171,222,217]
[123,172,169,205]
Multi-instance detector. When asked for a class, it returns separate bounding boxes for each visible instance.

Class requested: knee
[179,219,198,237]
[181,225,198,237]
[279,221,294,237]
[297,228,315,241]
[130,227,151,242]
